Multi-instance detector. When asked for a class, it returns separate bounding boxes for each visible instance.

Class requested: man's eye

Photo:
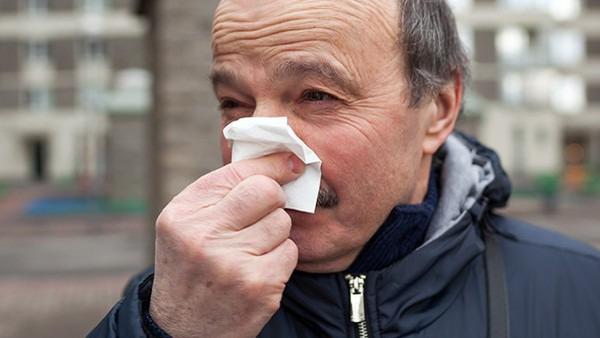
[302,90,336,102]
[219,99,240,110]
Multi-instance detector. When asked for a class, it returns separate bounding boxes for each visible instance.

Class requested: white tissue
[222,117,322,213]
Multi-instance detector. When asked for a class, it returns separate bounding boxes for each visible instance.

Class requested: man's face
[212,0,440,272]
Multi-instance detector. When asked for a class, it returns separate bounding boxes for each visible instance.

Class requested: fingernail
[288,155,305,174]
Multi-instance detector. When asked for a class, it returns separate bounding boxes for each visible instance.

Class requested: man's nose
[252,102,289,118]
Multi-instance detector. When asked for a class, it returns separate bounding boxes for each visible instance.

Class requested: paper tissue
[223,117,322,213]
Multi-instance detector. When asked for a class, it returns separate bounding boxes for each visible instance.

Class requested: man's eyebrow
[271,60,361,96]
[210,61,362,97]
[209,67,240,92]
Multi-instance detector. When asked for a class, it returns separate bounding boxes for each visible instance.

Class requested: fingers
[228,152,305,186]
[195,153,304,197]
[171,153,304,210]
[216,175,287,229]
[234,208,292,255]
[260,238,298,282]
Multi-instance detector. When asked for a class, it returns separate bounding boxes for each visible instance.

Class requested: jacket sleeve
[87,267,155,338]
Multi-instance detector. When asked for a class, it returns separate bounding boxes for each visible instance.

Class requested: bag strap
[481,213,510,338]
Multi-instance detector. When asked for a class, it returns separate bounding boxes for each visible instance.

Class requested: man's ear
[422,71,463,155]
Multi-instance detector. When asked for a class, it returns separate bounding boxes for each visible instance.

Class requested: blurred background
[0,0,599,337]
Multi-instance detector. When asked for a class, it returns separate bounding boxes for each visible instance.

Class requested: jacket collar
[279,132,511,335]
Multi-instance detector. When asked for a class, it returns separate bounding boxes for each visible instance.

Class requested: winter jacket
[89,133,600,338]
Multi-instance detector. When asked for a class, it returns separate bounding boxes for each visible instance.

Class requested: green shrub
[583,172,600,196]
[534,173,560,197]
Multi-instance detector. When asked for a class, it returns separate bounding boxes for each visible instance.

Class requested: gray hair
[398,0,470,107]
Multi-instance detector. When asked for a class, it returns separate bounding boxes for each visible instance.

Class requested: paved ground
[0,184,149,338]
[0,273,137,338]
[0,184,598,338]
[503,195,600,249]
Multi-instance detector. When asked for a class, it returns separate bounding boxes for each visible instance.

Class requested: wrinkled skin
[150,0,462,337]
[212,0,461,272]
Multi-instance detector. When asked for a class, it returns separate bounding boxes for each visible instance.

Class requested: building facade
[136,0,600,219]
[137,0,222,220]
[0,0,147,183]
[453,0,600,184]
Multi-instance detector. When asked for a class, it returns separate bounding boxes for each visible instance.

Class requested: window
[500,0,539,10]
[548,29,584,66]
[81,0,109,13]
[501,72,524,106]
[26,41,49,63]
[26,0,47,15]
[79,86,106,111]
[81,39,106,62]
[25,87,53,112]
[496,26,529,64]
[523,69,555,107]
[551,75,585,114]
[548,0,581,20]
[457,25,475,59]
[500,0,581,19]
[447,0,473,11]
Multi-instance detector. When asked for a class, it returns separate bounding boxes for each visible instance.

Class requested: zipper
[345,274,369,338]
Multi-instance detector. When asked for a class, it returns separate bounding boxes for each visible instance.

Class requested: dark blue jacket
[89,134,600,337]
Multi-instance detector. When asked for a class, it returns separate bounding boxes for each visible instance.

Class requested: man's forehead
[211,0,402,95]
[215,0,397,18]
[212,0,398,43]
[212,0,399,63]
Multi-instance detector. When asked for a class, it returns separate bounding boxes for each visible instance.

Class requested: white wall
[0,130,29,180]
[480,107,562,175]
[0,111,107,181]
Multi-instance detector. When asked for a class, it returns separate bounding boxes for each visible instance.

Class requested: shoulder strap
[482,215,510,338]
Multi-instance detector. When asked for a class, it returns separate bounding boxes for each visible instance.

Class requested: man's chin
[294,248,354,274]
[285,208,355,273]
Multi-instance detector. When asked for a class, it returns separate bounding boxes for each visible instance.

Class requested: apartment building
[136,0,222,217]
[135,0,600,216]
[0,0,148,183]
[452,0,600,179]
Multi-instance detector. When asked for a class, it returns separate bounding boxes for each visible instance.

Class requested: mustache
[316,183,339,208]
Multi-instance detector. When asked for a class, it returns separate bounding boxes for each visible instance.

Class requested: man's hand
[149,153,305,338]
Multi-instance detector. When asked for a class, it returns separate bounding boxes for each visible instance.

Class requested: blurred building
[136,0,222,219]
[135,0,600,219]
[0,0,149,188]
[452,0,600,186]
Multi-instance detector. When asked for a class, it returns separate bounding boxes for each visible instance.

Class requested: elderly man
[90,0,600,337]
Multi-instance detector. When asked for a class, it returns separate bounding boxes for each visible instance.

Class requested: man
[90,0,600,337]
